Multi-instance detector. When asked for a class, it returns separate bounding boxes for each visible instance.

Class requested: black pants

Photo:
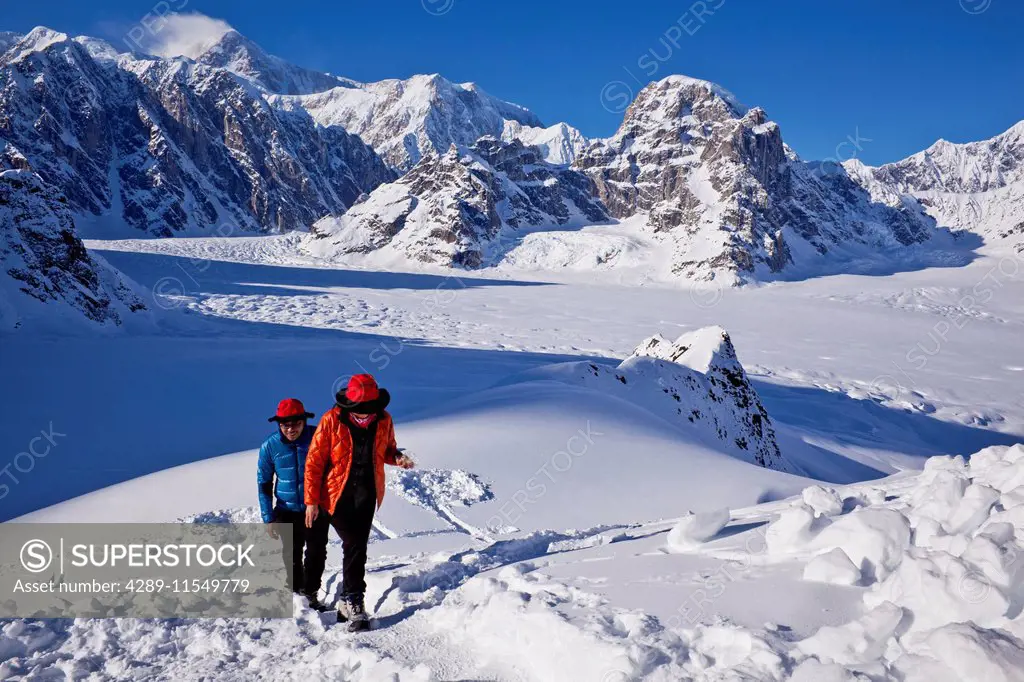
[275,508,330,596]
[329,479,377,597]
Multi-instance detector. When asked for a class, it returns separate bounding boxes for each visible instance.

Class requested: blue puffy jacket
[257,427,313,523]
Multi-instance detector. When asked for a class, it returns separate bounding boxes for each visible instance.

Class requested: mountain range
[1,23,1022,327]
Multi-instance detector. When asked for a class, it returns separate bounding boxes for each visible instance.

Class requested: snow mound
[514,326,796,473]
[803,547,861,586]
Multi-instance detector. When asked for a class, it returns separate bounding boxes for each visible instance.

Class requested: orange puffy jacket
[303,407,401,513]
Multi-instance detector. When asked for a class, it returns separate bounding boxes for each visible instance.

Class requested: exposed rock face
[291,73,545,172]
[0,27,393,237]
[306,137,609,267]
[847,121,1024,242]
[0,169,146,329]
[574,76,936,282]
[624,326,791,472]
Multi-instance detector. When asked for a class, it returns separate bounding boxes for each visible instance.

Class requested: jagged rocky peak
[621,75,748,132]
[0,170,147,330]
[305,137,609,267]
[575,74,937,283]
[622,325,792,472]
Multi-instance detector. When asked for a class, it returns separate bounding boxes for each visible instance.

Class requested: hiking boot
[337,593,370,631]
[303,592,330,613]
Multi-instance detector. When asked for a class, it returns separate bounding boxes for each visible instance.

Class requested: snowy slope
[3,227,1023,678]
[849,120,1024,243]
[0,170,148,331]
[14,440,1024,680]
[305,137,609,267]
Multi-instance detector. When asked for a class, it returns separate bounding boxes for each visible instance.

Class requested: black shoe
[304,592,330,613]
[337,594,370,631]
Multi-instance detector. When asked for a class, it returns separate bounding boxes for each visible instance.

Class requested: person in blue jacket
[258,398,330,610]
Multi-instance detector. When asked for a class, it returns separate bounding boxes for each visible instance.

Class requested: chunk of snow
[944,483,1000,535]
[804,548,861,586]
[796,601,905,667]
[765,503,820,555]
[811,508,911,583]
[802,485,844,517]
[865,550,1010,632]
[666,508,730,552]
[791,658,869,682]
[918,623,1024,682]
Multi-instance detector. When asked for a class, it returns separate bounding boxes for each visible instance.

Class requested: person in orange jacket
[304,373,414,630]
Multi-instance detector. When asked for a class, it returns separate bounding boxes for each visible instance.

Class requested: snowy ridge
[849,120,1024,242]
[305,137,609,267]
[195,29,348,95]
[501,120,589,166]
[289,73,544,171]
[0,31,23,56]
[0,170,148,331]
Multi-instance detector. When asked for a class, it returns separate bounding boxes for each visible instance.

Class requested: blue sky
[5,0,1022,165]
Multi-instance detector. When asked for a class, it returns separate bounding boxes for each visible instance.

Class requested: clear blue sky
[5,0,1022,165]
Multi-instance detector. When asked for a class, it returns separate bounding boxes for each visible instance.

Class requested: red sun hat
[268,398,315,423]
[336,374,391,413]
[346,374,379,403]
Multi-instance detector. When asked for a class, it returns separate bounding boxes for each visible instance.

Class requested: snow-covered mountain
[194,29,347,95]
[574,76,939,283]
[305,137,608,267]
[847,120,1024,242]
[0,169,147,330]
[285,74,544,172]
[1,24,1012,284]
[0,27,393,237]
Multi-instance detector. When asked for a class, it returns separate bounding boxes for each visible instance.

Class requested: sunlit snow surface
[3,234,1023,680]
